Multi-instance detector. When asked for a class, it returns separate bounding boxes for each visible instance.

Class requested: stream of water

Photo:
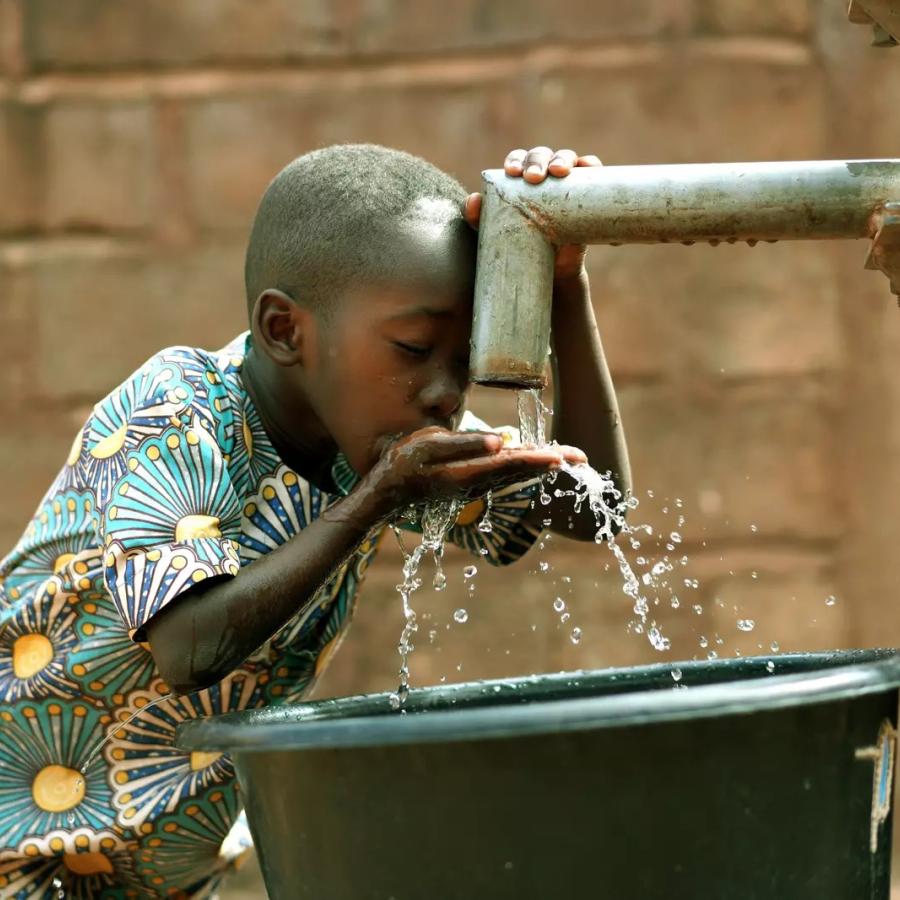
[386,387,678,709]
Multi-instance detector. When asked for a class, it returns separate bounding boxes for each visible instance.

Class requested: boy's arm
[538,266,631,540]
[466,147,631,541]
[145,429,583,694]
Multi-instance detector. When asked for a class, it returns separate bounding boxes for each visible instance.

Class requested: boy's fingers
[576,154,603,167]
[411,430,502,462]
[548,148,578,177]
[464,192,482,229]
[438,446,563,475]
[554,444,588,465]
[522,146,554,184]
[504,149,527,176]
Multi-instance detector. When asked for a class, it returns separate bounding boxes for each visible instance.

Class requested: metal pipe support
[471,159,900,388]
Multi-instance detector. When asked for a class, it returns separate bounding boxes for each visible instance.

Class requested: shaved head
[244,144,473,318]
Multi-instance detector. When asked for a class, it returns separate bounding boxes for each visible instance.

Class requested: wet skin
[145,147,629,694]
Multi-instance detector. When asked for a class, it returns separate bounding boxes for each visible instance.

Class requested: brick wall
[1,0,898,701]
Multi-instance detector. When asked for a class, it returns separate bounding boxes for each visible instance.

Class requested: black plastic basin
[178,650,900,900]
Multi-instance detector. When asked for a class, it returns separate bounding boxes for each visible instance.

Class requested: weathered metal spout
[470,159,900,389]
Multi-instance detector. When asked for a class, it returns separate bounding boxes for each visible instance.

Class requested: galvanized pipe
[471,159,900,388]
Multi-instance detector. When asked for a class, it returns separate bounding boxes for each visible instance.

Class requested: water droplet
[463,565,477,579]
[647,489,655,498]
[651,562,667,577]
[671,667,682,682]
[636,556,647,566]
[750,523,758,533]
[824,595,837,606]
[670,596,680,609]
[560,612,570,623]
[649,625,670,651]
[433,571,447,591]
[693,604,703,615]
[699,635,709,648]
[770,641,780,652]
[750,571,758,580]
[453,608,469,624]
[641,572,653,586]
[538,561,550,573]
[553,597,566,613]
[570,627,582,644]
[388,692,401,710]
[669,531,682,544]
[683,578,699,589]
[737,618,755,632]
[706,650,719,660]
[766,660,775,673]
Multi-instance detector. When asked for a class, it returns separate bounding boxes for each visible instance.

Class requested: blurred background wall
[1,2,899,892]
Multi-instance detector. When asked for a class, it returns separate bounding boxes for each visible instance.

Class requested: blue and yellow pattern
[0,332,540,896]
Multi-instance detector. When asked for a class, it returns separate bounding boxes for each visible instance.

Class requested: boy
[0,144,629,898]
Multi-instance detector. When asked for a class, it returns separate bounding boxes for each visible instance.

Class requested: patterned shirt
[0,332,539,898]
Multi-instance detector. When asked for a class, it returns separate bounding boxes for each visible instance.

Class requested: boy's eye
[392,341,432,358]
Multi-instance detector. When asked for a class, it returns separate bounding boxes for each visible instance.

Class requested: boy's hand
[364,427,585,515]
[464,147,602,281]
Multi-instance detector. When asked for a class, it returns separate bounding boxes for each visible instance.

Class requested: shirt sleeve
[446,411,541,566]
[93,353,244,641]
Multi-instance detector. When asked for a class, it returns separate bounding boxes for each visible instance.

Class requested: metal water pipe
[470,159,900,389]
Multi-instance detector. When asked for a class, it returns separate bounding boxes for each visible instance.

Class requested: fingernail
[525,165,542,177]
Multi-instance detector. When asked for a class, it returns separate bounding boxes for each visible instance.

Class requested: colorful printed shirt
[0,332,540,899]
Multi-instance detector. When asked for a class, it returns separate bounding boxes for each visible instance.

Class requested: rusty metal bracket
[865,202,900,304]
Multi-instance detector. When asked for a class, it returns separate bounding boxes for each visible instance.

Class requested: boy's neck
[241,345,339,492]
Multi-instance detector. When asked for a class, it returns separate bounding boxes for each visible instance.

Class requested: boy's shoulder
[93,332,250,424]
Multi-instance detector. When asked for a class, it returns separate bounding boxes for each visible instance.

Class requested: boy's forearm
[545,270,631,537]
[145,479,390,695]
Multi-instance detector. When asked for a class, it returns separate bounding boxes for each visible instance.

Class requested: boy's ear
[251,289,314,367]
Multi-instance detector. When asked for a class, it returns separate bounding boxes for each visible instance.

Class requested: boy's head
[244,144,477,476]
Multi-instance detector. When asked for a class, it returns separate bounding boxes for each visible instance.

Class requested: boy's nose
[419,371,464,422]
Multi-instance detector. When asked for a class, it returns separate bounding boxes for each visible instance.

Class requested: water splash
[389,500,460,710]
[478,490,494,533]
[516,387,681,652]
[77,693,173,781]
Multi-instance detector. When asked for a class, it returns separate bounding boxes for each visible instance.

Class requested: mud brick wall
[1,1,898,699]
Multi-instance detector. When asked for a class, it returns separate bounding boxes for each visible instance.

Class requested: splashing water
[515,389,687,652]
[78,693,173,774]
[478,490,494,533]
[389,500,460,710]
[74,692,174,809]
[515,388,684,651]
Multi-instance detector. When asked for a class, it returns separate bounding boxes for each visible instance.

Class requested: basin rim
[177,650,900,753]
